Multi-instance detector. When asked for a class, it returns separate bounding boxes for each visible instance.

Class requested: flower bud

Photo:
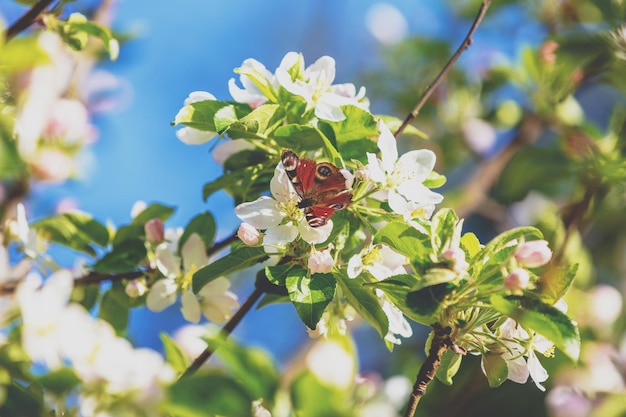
[125,279,147,298]
[308,248,334,274]
[514,240,552,268]
[237,222,262,246]
[504,268,530,291]
[144,218,165,244]
[441,247,469,273]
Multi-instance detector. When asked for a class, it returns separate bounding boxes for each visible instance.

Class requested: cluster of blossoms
[175,51,370,146]
[9,31,119,184]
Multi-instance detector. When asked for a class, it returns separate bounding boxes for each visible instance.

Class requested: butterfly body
[281,150,352,227]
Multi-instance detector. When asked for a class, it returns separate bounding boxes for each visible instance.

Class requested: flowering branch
[5,0,55,42]
[403,324,454,417]
[394,0,492,138]
[180,286,264,378]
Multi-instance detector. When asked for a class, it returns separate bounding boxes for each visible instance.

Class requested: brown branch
[180,286,264,378]
[5,0,56,42]
[394,0,492,139]
[404,324,454,417]
[207,232,238,257]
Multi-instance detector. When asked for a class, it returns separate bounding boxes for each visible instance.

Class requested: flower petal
[212,139,255,166]
[184,91,216,105]
[366,153,387,184]
[396,182,443,205]
[181,289,201,323]
[397,149,436,182]
[298,219,332,245]
[175,126,215,145]
[264,224,299,247]
[155,244,181,278]
[270,163,298,203]
[146,279,177,312]
[181,233,208,272]
[234,196,285,230]
[377,121,398,174]
[347,255,364,279]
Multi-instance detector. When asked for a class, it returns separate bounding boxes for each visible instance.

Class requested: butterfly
[281,149,353,228]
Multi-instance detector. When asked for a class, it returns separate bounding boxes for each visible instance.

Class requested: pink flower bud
[144,218,165,244]
[308,248,334,274]
[504,268,530,291]
[125,279,147,297]
[441,247,469,273]
[237,222,261,246]
[514,240,552,268]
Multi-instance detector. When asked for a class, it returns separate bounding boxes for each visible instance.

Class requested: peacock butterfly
[281,150,353,228]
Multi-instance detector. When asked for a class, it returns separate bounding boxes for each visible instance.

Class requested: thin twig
[207,232,238,257]
[180,286,264,378]
[5,0,55,42]
[394,0,492,139]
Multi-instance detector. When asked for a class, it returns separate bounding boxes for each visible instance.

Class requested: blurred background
[1,1,625,416]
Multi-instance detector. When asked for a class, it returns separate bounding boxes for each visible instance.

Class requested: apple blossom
[213,139,255,166]
[347,244,407,280]
[234,162,334,253]
[275,52,368,121]
[514,240,552,268]
[42,98,93,144]
[175,91,218,144]
[366,121,443,218]
[306,340,355,388]
[441,247,469,274]
[228,57,275,107]
[125,278,148,298]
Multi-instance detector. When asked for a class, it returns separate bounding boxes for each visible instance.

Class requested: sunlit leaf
[436,350,463,385]
[335,271,388,338]
[481,353,508,388]
[160,333,189,374]
[286,270,336,330]
[192,246,267,293]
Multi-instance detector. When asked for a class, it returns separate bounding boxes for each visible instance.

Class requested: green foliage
[286,269,336,329]
[160,333,190,374]
[192,246,267,292]
[32,212,109,256]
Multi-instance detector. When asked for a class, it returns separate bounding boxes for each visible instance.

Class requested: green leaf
[435,350,462,385]
[131,203,176,225]
[265,263,296,287]
[291,371,353,417]
[405,283,457,325]
[590,393,626,417]
[160,333,189,374]
[535,263,578,304]
[227,104,284,139]
[334,271,388,338]
[460,232,481,258]
[35,368,80,396]
[373,221,430,270]
[431,208,459,252]
[412,268,459,292]
[210,336,280,403]
[179,212,216,252]
[286,270,336,329]
[0,36,50,75]
[32,212,109,256]
[378,115,428,139]
[214,105,239,133]
[423,170,447,188]
[274,124,327,151]
[192,246,267,293]
[92,238,147,273]
[318,105,379,162]
[1,382,43,417]
[63,15,119,60]
[481,353,508,388]
[70,283,100,311]
[164,371,254,417]
[472,227,543,275]
[98,285,130,334]
[173,100,251,131]
[490,294,580,362]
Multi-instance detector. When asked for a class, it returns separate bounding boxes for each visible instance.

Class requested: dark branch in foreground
[394,0,492,139]
[5,0,55,42]
[404,324,454,417]
[180,286,264,378]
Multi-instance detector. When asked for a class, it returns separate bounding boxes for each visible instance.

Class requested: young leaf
[472,227,543,275]
[274,124,327,151]
[99,286,129,334]
[173,100,251,131]
[227,104,284,139]
[160,333,189,374]
[435,350,463,385]
[535,263,578,304]
[373,221,430,269]
[32,212,109,256]
[431,208,459,252]
[192,246,267,293]
[490,294,580,362]
[164,371,254,417]
[481,353,509,388]
[334,271,388,338]
[265,263,296,287]
[35,368,80,396]
[286,270,336,330]
[92,238,147,273]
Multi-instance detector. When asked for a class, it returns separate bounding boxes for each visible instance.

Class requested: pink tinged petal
[234,196,285,230]
[155,244,181,278]
[504,354,530,384]
[212,139,255,166]
[181,234,208,271]
[176,126,215,145]
[366,153,387,183]
[146,279,178,312]
[308,249,334,274]
[264,224,299,247]
[377,121,398,174]
[514,240,553,268]
[298,219,333,244]
[181,289,201,323]
[237,222,262,246]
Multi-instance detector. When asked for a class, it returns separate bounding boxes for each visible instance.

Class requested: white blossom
[175,91,218,145]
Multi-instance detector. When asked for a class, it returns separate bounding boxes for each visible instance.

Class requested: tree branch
[5,0,56,42]
[404,323,453,417]
[180,286,264,378]
[394,0,492,139]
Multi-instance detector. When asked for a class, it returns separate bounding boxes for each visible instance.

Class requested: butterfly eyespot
[329,203,344,210]
[317,165,332,178]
